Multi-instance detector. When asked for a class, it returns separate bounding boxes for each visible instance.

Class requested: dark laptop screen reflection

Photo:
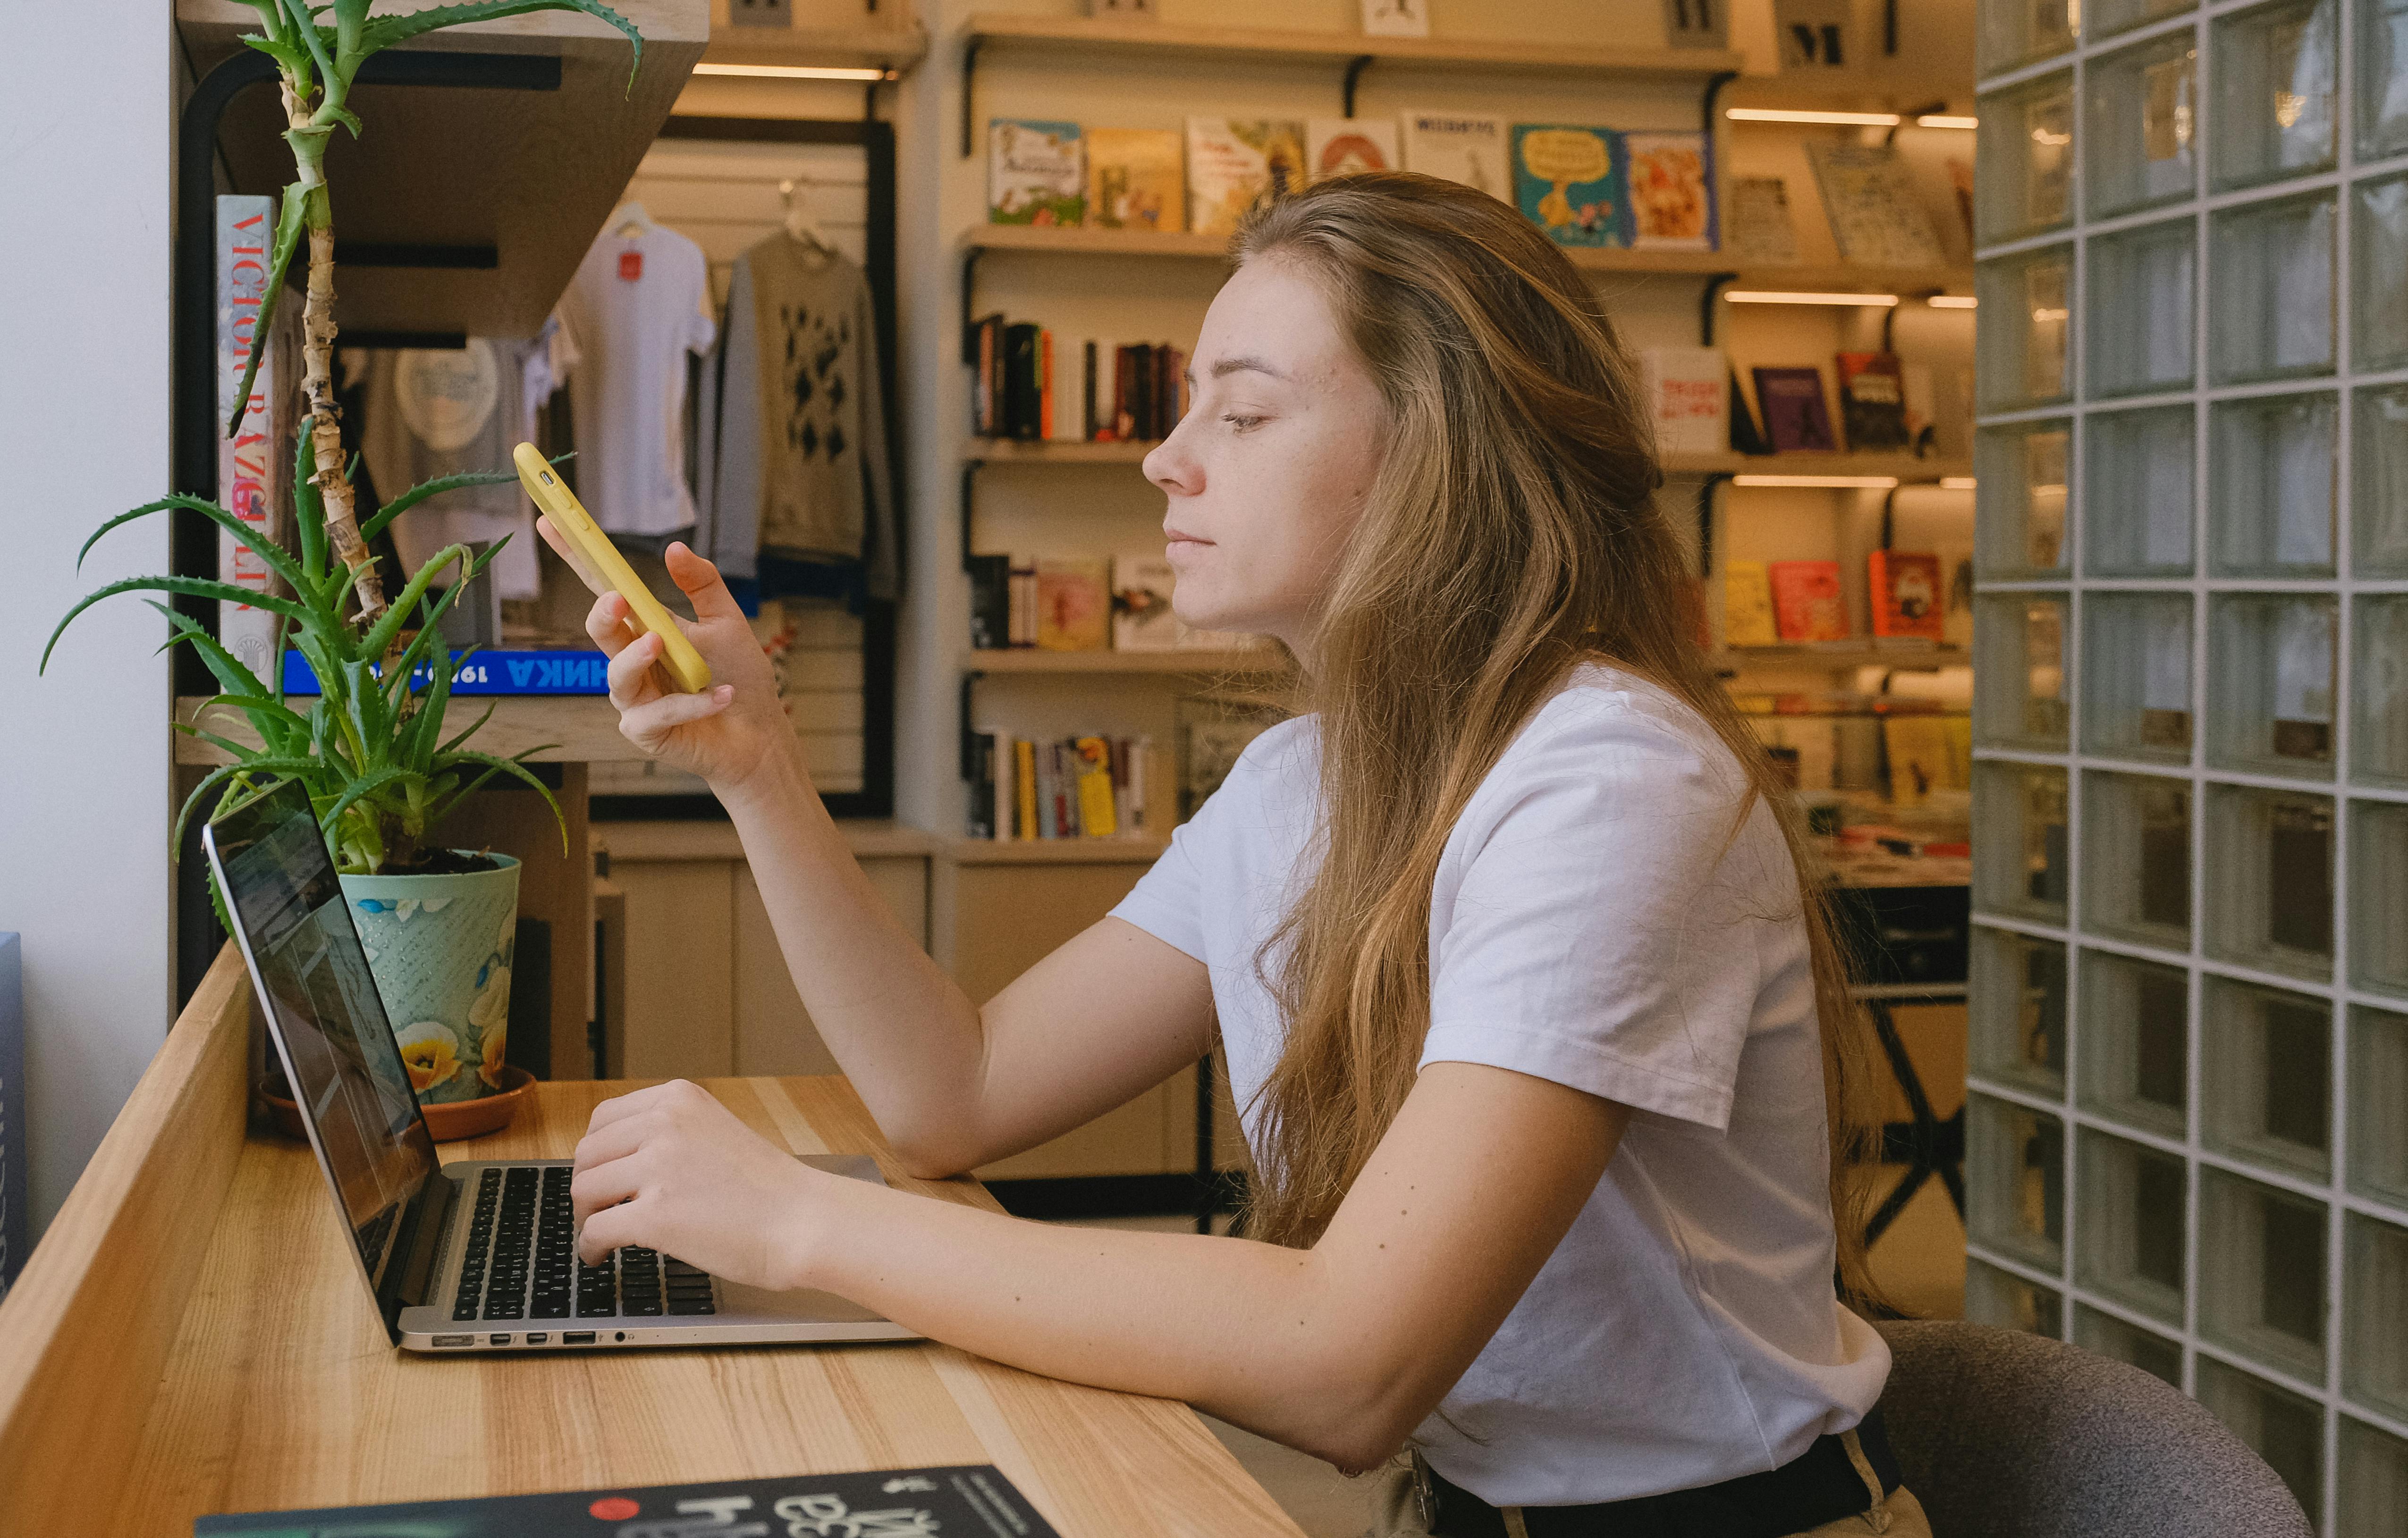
[221,793,435,1286]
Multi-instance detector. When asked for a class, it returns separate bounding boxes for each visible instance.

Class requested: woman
[562,173,1922,1538]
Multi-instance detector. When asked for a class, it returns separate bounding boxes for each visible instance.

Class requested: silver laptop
[203,778,921,1354]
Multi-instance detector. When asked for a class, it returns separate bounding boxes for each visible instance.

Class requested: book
[1728,367,1773,454]
[1725,176,1801,264]
[1035,557,1110,651]
[1802,143,1944,266]
[1008,553,1038,647]
[988,119,1085,226]
[1074,736,1119,836]
[1047,328,1081,442]
[1868,550,1945,640]
[1768,560,1848,641]
[969,311,1003,435]
[1308,117,1398,181]
[1112,552,1183,650]
[1723,559,1779,647]
[967,726,999,838]
[1639,346,1727,456]
[1621,131,1715,250]
[280,648,609,696]
[1185,118,1307,238]
[198,1466,1062,1538]
[1014,737,1038,838]
[1835,350,1910,451]
[1085,126,1185,232]
[1510,124,1622,246]
[217,193,280,686]
[1751,367,1837,452]
[1402,111,1509,200]
[1003,322,1044,440]
[967,553,1012,650]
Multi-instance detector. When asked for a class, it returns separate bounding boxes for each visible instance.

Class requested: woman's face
[1141,257,1388,653]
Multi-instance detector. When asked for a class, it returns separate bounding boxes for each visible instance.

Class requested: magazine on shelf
[1510,124,1622,247]
[1085,126,1185,231]
[1640,346,1728,456]
[1723,560,1779,647]
[1308,117,1399,181]
[1402,110,1509,200]
[1751,366,1837,452]
[1186,118,1307,238]
[1867,550,1945,639]
[1767,560,1848,641]
[1725,176,1802,264]
[1802,143,1944,266]
[1622,131,1716,250]
[198,1466,1062,1538]
[988,119,1086,226]
[1835,351,1911,451]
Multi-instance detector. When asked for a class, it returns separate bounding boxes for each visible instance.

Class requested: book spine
[967,729,996,839]
[1128,735,1149,838]
[217,194,279,686]
[1115,346,1137,441]
[1039,329,1054,442]
[1082,338,1100,441]
[967,554,1010,650]
[1007,555,1036,647]
[1015,738,1038,839]
[992,728,1014,840]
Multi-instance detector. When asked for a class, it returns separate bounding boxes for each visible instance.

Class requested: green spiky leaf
[223,184,310,440]
[351,1,642,93]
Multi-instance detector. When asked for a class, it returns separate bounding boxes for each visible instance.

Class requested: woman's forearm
[794,1177,1391,1470]
[714,753,994,1173]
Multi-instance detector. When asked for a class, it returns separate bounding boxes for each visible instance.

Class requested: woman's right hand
[556,530,795,795]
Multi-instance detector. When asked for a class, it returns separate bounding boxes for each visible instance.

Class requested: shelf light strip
[1725,290,1900,307]
[1928,294,1978,308]
[692,62,895,81]
[1731,474,1901,488]
[1724,109,1978,129]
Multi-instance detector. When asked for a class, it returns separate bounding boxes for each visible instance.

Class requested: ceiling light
[1916,114,1980,129]
[1725,290,1901,307]
[1939,477,1977,490]
[1928,294,1978,309]
[1732,474,1901,488]
[692,62,894,81]
[1726,108,1902,126]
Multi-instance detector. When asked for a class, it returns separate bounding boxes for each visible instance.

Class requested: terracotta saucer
[263,1066,536,1144]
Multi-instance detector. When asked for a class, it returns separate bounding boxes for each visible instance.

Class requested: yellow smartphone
[512,442,713,695]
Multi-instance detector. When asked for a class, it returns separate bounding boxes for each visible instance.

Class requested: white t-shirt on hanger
[1110,661,1891,1508]
[557,204,715,537]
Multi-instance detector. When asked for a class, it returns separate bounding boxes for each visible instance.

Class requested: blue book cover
[0,933,24,1299]
[282,648,610,697]
[1511,124,1623,248]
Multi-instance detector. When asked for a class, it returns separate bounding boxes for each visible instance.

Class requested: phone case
[510,442,711,695]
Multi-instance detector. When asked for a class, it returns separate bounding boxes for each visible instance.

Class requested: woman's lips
[1164,527,1212,549]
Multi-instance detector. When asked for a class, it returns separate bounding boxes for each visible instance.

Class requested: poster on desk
[197,1464,1060,1537]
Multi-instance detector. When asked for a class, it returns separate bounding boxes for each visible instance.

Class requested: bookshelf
[698,23,929,77]
[961,648,1285,676]
[1710,645,1970,673]
[966,438,1969,483]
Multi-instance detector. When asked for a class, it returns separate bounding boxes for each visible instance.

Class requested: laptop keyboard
[450,1166,716,1323]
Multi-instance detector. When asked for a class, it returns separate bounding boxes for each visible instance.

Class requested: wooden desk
[0,947,1303,1537]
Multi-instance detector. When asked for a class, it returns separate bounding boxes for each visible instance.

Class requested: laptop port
[432,1335,473,1347]
[564,1331,595,1345]
[489,1333,511,1346]
[526,1333,548,1345]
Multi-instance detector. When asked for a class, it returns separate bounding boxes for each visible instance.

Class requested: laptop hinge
[380,1167,460,1336]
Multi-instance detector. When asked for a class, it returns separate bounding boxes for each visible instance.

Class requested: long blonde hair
[1227,173,1881,1307]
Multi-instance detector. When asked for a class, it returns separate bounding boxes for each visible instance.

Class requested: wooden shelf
[698,24,929,76]
[968,438,1156,464]
[176,0,708,339]
[962,226,1970,294]
[1674,454,1974,482]
[174,695,646,766]
[1710,645,1970,672]
[945,836,1170,865]
[963,648,1285,675]
[963,12,1744,79]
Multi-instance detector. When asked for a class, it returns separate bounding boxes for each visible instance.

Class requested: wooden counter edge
[0,944,254,1532]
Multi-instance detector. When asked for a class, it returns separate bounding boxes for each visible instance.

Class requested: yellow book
[1015,738,1039,840]
[1086,127,1185,233]
[1073,736,1118,838]
[1723,560,1779,647]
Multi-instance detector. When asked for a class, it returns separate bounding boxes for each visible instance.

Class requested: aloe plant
[228,0,642,625]
[40,0,648,880]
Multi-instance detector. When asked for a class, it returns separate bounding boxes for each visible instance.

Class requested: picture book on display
[1768,560,1849,641]
[1112,552,1184,651]
[1402,111,1509,200]
[1187,118,1307,238]
[1868,550,1946,640]
[1751,367,1837,452]
[1803,143,1944,266]
[1622,131,1715,250]
[1035,557,1110,651]
[1510,124,1622,247]
[1308,117,1399,181]
[988,119,1085,226]
[1835,351,1911,451]
[1725,176,1801,263]
[197,1466,1061,1538]
[1086,126,1185,231]
[1639,346,1727,456]
[1723,559,1779,647]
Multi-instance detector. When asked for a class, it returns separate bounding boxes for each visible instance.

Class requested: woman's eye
[1222,413,1265,430]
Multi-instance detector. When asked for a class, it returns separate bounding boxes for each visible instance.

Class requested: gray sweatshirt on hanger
[702,237,897,598]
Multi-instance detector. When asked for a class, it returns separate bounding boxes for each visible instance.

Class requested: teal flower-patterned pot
[338,855,520,1105]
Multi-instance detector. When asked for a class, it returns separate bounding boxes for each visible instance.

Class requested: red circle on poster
[590,1496,641,1520]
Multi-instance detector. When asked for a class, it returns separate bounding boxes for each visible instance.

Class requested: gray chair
[1874,1319,2313,1538]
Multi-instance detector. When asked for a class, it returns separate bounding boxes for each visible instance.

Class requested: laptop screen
[209,781,437,1298]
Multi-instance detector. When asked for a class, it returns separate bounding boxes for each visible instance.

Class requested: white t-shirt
[556,207,715,536]
[1109,663,1890,1507]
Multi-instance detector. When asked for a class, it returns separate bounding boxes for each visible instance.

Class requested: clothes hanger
[778,179,836,262]
[613,200,654,239]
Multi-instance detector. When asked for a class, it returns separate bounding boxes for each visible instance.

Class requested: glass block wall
[1971,0,2408,1529]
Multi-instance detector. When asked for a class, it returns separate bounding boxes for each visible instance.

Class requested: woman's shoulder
[1500,661,1750,789]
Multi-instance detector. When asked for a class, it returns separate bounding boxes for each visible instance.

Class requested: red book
[1868,550,1945,639]
[1768,561,1848,641]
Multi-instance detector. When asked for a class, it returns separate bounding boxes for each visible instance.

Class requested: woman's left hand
[570,1079,825,1290]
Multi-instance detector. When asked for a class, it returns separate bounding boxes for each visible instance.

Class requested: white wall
[0,0,176,1231]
